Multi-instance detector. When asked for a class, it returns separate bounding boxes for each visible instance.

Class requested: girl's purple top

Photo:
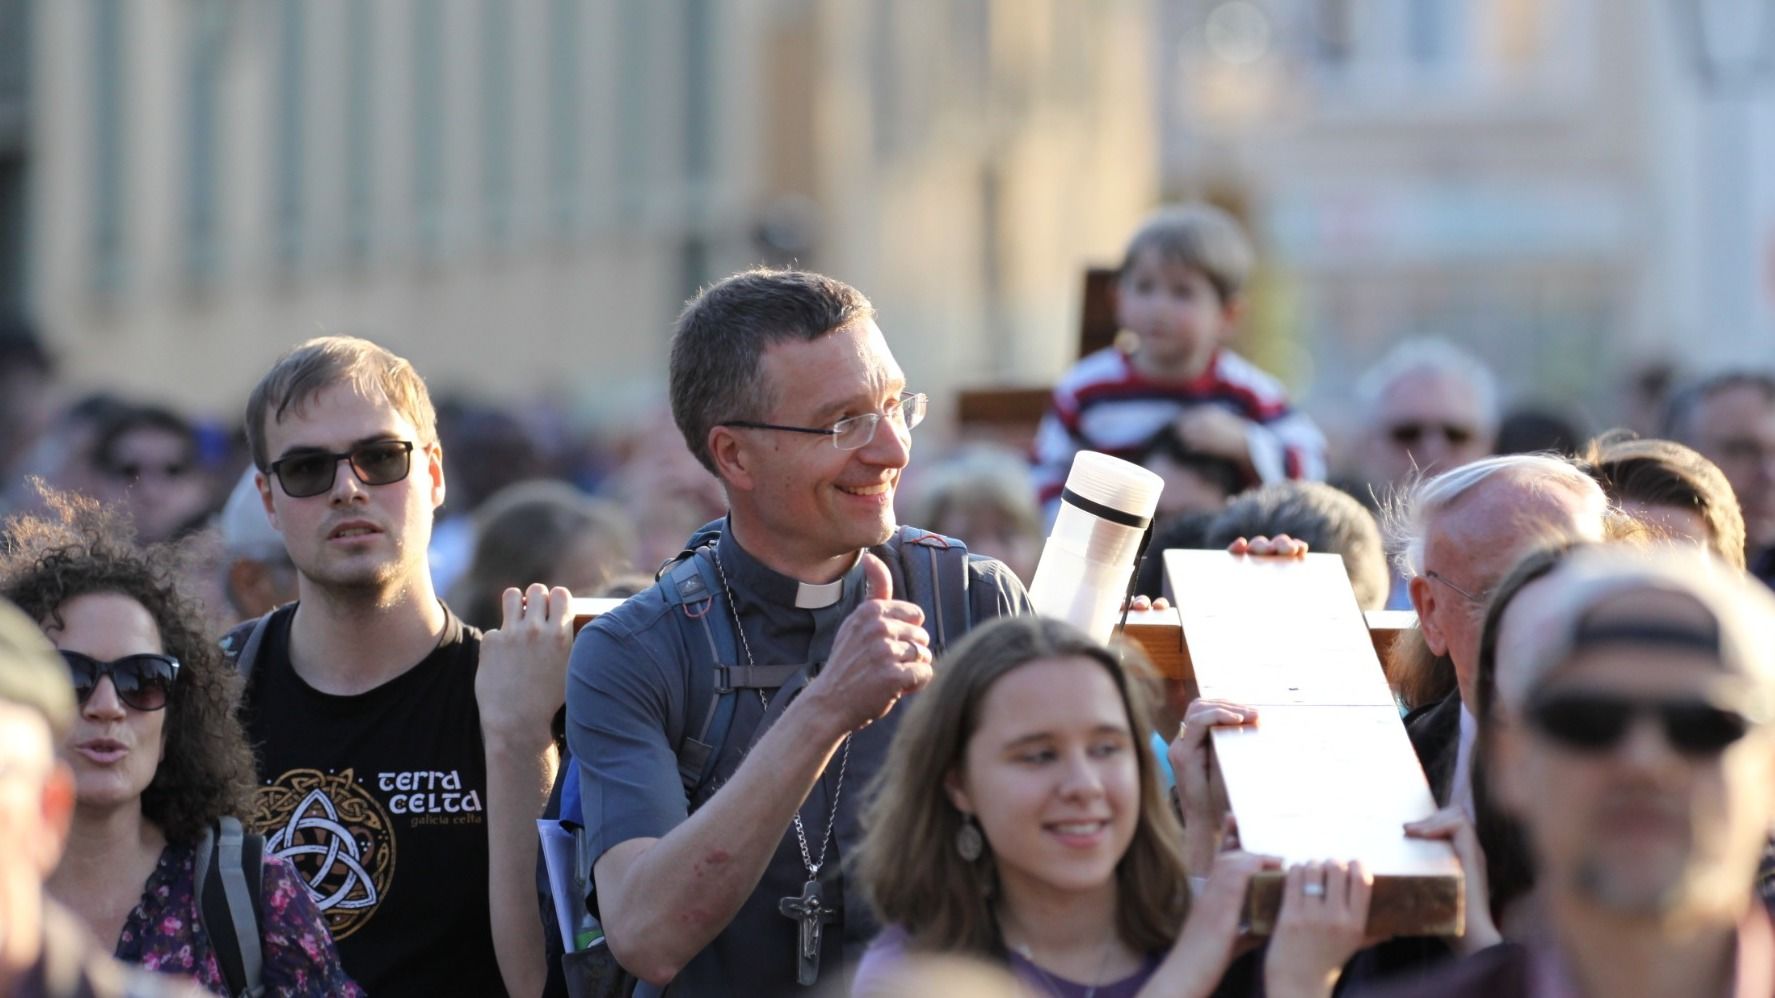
[853,924,1158,997]
[113,840,364,997]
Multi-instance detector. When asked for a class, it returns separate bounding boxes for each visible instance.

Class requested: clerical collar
[795,578,845,609]
[717,519,864,611]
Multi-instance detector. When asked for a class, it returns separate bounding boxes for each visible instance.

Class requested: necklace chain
[712,541,850,878]
[1011,936,1115,998]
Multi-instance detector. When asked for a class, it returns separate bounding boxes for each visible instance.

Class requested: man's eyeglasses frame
[718,392,928,451]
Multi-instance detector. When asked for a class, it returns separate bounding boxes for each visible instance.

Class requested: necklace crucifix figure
[780,875,839,987]
[713,541,853,988]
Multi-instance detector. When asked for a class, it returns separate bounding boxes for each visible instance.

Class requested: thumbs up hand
[808,553,933,734]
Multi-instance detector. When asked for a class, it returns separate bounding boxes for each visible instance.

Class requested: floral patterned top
[113,841,363,997]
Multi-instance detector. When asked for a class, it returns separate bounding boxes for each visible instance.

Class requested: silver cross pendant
[779,876,837,986]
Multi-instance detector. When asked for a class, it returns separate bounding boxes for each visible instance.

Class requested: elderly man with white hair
[1388,454,1611,810]
[1376,543,1775,998]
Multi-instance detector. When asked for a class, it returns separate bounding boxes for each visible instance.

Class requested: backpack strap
[660,548,741,806]
[196,817,266,998]
[219,604,290,685]
[890,527,973,655]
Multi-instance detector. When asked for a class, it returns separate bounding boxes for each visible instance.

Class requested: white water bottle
[1027,451,1164,644]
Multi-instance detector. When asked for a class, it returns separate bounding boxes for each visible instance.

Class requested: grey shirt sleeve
[566,603,691,872]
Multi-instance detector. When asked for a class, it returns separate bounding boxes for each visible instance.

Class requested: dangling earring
[1114,329,1141,356]
[955,813,984,862]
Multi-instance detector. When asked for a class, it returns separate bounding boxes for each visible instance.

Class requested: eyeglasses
[1424,570,1489,606]
[1389,422,1475,447]
[1526,689,1760,757]
[59,650,181,711]
[268,440,415,498]
[719,392,928,450]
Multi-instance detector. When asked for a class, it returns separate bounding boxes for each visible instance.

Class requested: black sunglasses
[1526,690,1758,756]
[268,440,415,498]
[59,650,181,712]
[1389,422,1474,447]
[107,460,190,482]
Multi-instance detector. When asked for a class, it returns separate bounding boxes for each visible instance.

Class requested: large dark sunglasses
[1389,422,1474,447]
[59,650,181,712]
[268,440,415,498]
[1526,690,1758,756]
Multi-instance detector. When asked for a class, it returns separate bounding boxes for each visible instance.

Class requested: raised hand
[1146,850,1280,997]
[1174,407,1254,464]
[1405,806,1502,955]
[1226,534,1309,558]
[476,583,574,742]
[1264,860,1373,998]
[1168,698,1258,875]
[806,553,932,734]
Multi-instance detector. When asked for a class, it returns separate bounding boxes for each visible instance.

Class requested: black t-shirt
[241,605,506,998]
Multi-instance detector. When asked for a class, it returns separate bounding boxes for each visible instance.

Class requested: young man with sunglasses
[568,269,1030,995]
[227,336,571,998]
[1376,543,1775,997]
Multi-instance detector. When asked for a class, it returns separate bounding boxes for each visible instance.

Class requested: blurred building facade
[16,0,1157,441]
[1159,0,1775,444]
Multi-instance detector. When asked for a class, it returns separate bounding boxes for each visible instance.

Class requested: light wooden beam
[1163,550,1460,937]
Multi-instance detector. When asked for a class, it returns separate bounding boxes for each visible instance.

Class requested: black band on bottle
[1060,487,1152,530]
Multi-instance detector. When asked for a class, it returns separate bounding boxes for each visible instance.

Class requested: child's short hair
[1117,202,1255,304]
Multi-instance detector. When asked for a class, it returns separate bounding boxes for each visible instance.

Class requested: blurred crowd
[2,308,1762,635]
[4,203,1775,998]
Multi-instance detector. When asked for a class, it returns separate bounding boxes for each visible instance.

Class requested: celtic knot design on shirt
[253,768,396,940]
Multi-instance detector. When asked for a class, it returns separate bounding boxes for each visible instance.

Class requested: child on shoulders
[1033,202,1327,521]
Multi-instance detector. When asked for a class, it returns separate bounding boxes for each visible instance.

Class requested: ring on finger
[1302,880,1326,898]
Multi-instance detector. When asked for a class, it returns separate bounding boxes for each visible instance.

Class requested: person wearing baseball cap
[1376,544,1775,998]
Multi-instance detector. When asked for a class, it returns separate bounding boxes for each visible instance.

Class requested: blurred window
[480,0,513,244]
[274,0,304,270]
[184,0,226,287]
[413,0,445,256]
[1299,0,1584,105]
[91,0,126,295]
[344,0,374,263]
[615,0,649,222]
[547,0,581,236]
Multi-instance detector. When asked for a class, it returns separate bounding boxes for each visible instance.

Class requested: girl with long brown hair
[853,614,1372,997]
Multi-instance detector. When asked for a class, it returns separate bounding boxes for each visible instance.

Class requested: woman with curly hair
[0,492,361,997]
[853,614,1375,997]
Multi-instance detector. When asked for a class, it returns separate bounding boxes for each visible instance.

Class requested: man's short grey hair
[668,269,875,476]
[1384,454,1609,580]
[1357,338,1501,431]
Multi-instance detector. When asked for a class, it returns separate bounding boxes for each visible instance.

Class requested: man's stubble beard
[301,546,426,612]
